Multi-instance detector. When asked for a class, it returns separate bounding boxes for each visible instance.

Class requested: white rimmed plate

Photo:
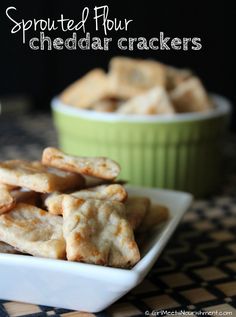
[0,186,193,312]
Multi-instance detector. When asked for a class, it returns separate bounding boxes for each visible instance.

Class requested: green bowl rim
[51,94,231,124]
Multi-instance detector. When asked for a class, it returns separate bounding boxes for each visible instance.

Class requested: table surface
[0,113,236,317]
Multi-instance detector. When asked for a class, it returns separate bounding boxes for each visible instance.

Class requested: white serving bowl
[0,186,192,312]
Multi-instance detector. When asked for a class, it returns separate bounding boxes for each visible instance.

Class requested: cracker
[42,147,120,180]
[0,160,84,193]
[117,87,175,115]
[0,187,15,214]
[60,69,112,108]
[0,203,66,259]
[45,184,127,215]
[166,66,192,91]
[109,57,166,99]
[139,204,169,232]
[0,241,19,254]
[62,196,140,267]
[125,196,151,230]
[170,77,213,112]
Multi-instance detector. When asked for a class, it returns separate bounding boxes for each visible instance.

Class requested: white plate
[0,186,193,312]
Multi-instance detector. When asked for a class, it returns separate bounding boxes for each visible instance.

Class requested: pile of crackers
[60,56,213,115]
[0,147,169,268]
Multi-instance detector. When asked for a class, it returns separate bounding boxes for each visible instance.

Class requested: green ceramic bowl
[51,95,231,197]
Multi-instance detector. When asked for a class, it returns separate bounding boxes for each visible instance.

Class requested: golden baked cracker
[108,57,166,99]
[0,241,19,254]
[117,87,175,115]
[170,77,213,113]
[0,187,15,214]
[166,66,192,91]
[60,69,112,108]
[42,147,120,180]
[0,160,84,193]
[138,204,169,232]
[0,203,66,259]
[125,196,151,230]
[45,184,127,215]
[62,196,140,267]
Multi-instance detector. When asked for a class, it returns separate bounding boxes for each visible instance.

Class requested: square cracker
[170,77,213,113]
[0,203,65,259]
[117,87,175,115]
[42,147,120,180]
[109,57,166,99]
[62,196,140,268]
[60,69,112,108]
[0,160,84,193]
[45,184,127,215]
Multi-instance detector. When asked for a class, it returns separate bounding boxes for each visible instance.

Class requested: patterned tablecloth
[0,113,236,317]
